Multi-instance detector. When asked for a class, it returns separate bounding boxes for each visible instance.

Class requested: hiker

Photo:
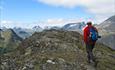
[83,21,100,63]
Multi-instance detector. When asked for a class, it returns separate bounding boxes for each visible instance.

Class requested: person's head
[87,21,92,26]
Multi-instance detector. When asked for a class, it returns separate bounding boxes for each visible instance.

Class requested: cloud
[38,0,115,14]
[38,0,91,8]
[38,0,115,23]
[0,20,14,28]
[37,18,85,28]
[0,20,34,28]
[0,18,93,28]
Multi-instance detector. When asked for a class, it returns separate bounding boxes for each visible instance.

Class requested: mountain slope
[100,34,115,49]
[32,26,43,32]
[98,15,115,32]
[13,27,34,39]
[1,29,115,70]
[62,22,86,33]
[0,29,22,53]
[98,15,115,50]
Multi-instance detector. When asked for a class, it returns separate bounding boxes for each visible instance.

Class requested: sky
[0,0,115,28]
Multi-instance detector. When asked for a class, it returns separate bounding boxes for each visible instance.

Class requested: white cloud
[37,18,85,28]
[38,0,115,24]
[38,0,91,8]
[0,20,34,28]
[0,18,88,28]
[0,20,14,28]
[1,20,13,24]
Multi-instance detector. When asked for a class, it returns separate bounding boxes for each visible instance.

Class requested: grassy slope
[1,30,115,70]
[0,29,22,53]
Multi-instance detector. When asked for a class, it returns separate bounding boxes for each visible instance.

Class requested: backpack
[89,27,98,41]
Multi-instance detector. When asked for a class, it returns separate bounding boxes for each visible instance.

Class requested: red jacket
[83,25,97,44]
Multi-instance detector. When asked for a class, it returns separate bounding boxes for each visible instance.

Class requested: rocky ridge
[0,29,115,70]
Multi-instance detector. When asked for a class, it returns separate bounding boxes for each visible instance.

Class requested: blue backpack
[89,27,98,41]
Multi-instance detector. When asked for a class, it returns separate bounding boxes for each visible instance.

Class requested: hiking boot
[90,60,94,63]
[87,60,95,64]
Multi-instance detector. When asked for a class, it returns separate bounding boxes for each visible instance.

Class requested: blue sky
[0,0,115,28]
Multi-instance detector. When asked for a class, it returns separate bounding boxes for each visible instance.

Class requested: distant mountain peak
[98,15,115,50]
[3,29,23,42]
[98,15,115,32]
[32,25,43,32]
[62,22,86,33]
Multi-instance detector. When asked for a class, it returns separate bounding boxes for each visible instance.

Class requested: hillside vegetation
[0,29,115,70]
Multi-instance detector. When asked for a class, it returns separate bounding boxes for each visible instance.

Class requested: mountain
[13,27,34,39]
[0,29,4,40]
[32,26,43,32]
[0,29,2,31]
[99,34,115,49]
[1,25,42,39]
[0,29,22,53]
[98,15,115,33]
[50,26,61,30]
[0,27,8,31]
[98,15,115,50]
[43,26,61,30]
[62,22,86,33]
[1,29,115,70]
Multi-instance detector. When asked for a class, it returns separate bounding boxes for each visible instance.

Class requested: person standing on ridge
[83,21,99,63]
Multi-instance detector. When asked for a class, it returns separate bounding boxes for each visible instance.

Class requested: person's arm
[83,28,88,43]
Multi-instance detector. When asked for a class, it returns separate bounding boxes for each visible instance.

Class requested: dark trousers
[86,43,95,62]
